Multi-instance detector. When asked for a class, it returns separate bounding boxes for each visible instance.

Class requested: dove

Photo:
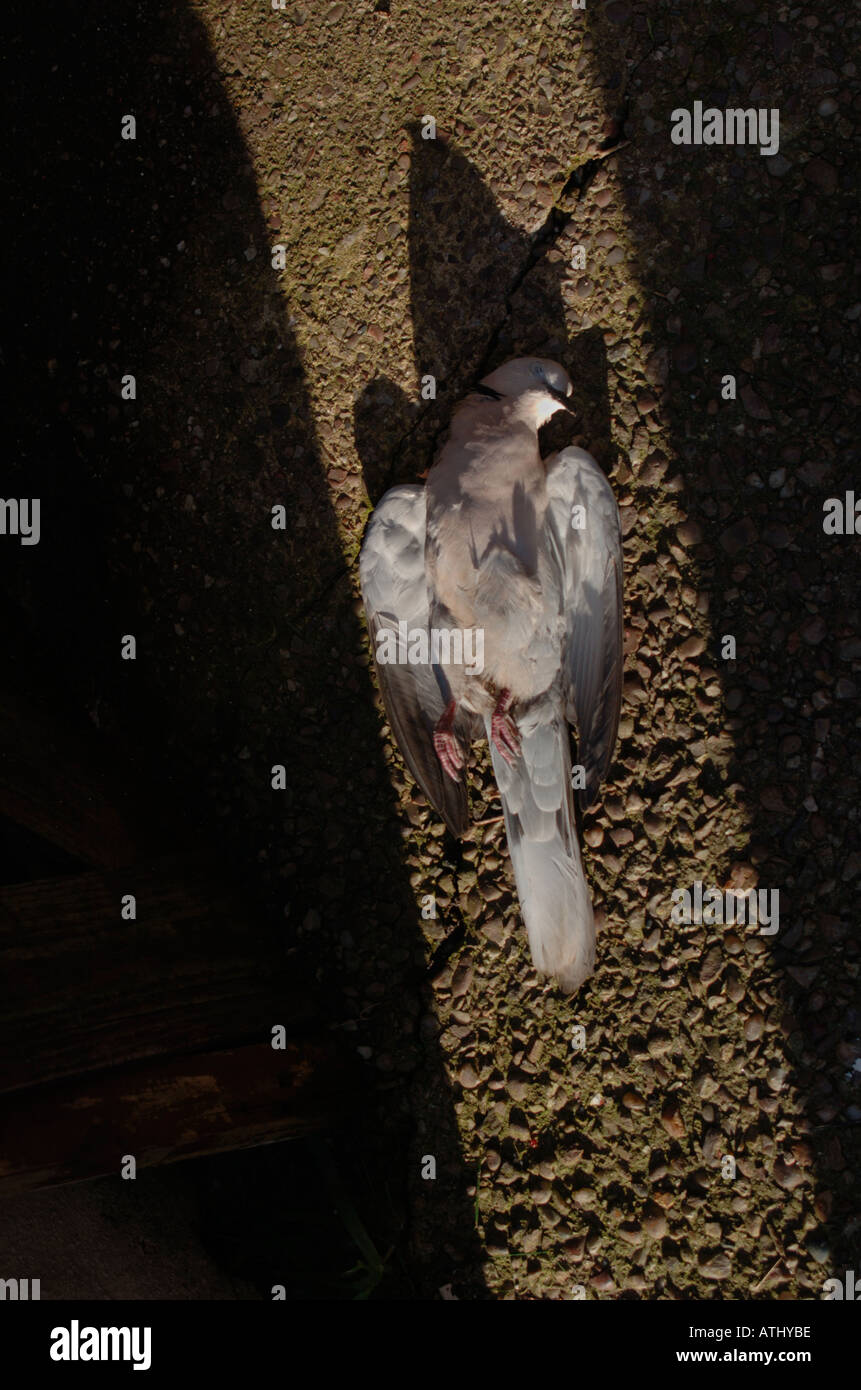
[359,357,623,992]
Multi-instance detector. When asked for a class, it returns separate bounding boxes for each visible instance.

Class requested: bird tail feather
[486,708,595,993]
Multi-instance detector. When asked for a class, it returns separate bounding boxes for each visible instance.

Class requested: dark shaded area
[584,0,860,1282]
[0,815,86,889]
[2,1,485,1297]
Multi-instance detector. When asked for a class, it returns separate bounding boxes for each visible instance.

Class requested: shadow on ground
[2,0,486,1299]
[356,122,614,508]
[583,1,860,1284]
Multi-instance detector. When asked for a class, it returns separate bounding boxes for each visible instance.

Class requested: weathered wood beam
[0,688,148,871]
[0,1039,347,1196]
[0,854,315,1094]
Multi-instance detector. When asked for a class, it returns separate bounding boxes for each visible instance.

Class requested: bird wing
[359,484,476,838]
[544,447,623,810]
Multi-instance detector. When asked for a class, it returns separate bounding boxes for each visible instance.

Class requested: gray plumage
[360,357,623,992]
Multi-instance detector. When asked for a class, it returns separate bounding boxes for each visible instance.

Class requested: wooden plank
[0,854,315,1094]
[0,688,149,871]
[0,1039,348,1196]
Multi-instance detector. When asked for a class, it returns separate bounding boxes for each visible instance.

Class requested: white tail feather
[486,710,595,992]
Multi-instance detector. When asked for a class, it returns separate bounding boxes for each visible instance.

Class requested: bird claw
[491,711,521,765]
[433,728,464,783]
[433,699,464,783]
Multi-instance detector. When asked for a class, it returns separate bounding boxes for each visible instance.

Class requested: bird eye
[531,362,545,379]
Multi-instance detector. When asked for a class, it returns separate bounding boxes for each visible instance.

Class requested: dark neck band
[473,383,504,400]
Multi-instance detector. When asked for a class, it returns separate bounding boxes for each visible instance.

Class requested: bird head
[474,357,575,427]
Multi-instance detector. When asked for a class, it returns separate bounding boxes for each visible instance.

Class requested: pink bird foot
[491,688,521,765]
[433,698,465,783]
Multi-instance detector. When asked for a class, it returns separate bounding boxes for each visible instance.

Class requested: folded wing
[544,447,624,810]
[359,485,477,837]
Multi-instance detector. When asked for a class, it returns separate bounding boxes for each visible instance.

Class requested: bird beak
[548,384,576,414]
